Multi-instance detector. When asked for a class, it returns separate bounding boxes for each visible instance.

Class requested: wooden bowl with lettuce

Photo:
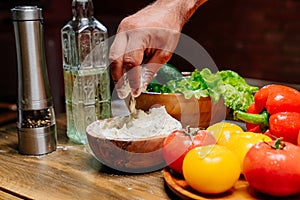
[136,65,258,129]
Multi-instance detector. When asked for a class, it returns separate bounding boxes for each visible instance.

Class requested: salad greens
[146,67,258,112]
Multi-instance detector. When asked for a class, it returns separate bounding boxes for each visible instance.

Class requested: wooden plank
[0,190,23,200]
[0,120,171,200]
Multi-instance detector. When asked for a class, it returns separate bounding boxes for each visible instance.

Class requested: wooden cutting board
[163,168,300,200]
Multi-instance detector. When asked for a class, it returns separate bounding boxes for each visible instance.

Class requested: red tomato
[298,130,300,146]
[243,140,300,197]
[162,128,216,174]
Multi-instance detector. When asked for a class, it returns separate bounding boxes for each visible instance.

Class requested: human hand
[109,1,185,99]
[109,0,207,99]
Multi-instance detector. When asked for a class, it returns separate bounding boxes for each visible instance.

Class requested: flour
[87,106,182,140]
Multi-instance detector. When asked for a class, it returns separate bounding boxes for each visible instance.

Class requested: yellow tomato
[226,132,272,173]
[206,122,244,146]
[182,145,240,194]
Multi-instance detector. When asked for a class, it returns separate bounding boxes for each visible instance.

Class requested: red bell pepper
[234,84,300,145]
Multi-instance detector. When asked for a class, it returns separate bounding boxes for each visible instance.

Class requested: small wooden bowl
[86,119,167,173]
[135,92,228,129]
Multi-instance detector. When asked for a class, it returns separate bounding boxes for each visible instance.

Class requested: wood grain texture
[0,190,23,200]
[0,115,171,200]
[87,129,166,173]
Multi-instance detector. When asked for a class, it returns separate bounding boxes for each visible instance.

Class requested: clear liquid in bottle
[61,0,111,144]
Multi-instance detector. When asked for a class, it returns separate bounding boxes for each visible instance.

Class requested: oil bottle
[61,0,112,144]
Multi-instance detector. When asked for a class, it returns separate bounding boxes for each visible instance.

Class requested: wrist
[154,0,207,26]
[179,0,207,23]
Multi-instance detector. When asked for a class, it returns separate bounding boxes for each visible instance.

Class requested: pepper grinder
[11,6,57,155]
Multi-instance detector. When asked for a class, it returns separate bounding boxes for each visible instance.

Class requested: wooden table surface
[0,111,176,200]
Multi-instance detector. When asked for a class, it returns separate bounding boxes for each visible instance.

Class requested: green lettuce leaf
[217,70,258,111]
[146,66,258,111]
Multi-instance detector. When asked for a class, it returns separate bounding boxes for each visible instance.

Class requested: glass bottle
[61,0,112,144]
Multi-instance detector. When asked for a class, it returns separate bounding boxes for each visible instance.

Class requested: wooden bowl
[86,119,168,173]
[135,92,228,129]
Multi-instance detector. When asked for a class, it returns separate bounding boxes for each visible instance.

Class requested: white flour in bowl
[87,106,182,140]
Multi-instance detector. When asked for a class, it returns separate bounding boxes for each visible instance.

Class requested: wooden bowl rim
[86,119,169,142]
[139,92,211,100]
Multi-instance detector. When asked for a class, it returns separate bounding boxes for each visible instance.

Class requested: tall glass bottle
[61,0,112,144]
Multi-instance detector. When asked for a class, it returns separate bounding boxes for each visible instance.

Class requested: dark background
[0,0,299,114]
